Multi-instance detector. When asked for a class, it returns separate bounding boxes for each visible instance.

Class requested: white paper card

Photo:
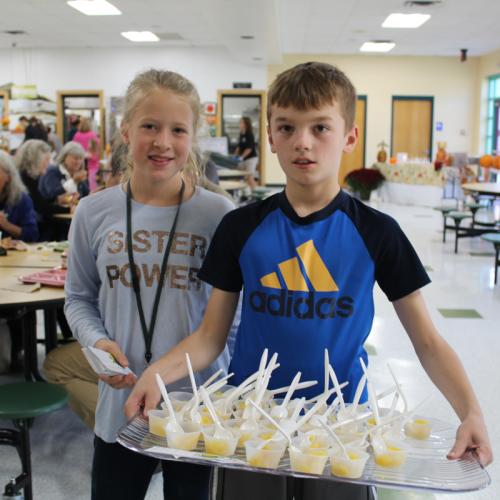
[82,346,135,377]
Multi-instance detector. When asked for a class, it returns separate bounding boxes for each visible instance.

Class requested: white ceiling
[1,0,499,64]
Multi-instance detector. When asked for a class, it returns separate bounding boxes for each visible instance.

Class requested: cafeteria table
[0,247,65,381]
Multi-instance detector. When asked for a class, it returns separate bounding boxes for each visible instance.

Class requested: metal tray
[117,415,490,493]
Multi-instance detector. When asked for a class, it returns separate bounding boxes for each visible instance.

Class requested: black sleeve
[342,198,430,302]
[374,217,430,301]
[198,194,281,292]
[198,212,244,292]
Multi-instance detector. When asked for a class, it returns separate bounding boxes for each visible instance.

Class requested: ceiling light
[382,13,431,28]
[360,41,395,53]
[240,35,254,40]
[67,0,121,16]
[121,31,160,42]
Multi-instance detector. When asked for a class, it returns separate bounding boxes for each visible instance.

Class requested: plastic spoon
[155,373,183,433]
[268,380,318,397]
[201,369,223,388]
[319,420,350,460]
[185,353,201,424]
[328,364,346,411]
[324,349,330,394]
[271,371,302,420]
[247,399,294,450]
[199,387,232,439]
[387,363,408,413]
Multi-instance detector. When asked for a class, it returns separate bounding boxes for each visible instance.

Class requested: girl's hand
[447,413,493,466]
[124,366,161,420]
[94,338,136,390]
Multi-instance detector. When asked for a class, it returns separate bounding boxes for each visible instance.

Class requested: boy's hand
[124,367,161,420]
[447,413,493,466]
[94,338,136,389]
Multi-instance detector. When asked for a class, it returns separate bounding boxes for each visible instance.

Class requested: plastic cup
[148,409,169,437]
[202,430,238,456]
[299,429,333,450]
[166,421,201,451]
[245,439,286,469]
[374,439,408,468]
[404,418,432,440]
[165,391,193,412]
[289,446,329,475]
[330,447,369,479]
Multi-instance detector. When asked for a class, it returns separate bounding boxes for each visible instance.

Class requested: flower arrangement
[344,167,385,201]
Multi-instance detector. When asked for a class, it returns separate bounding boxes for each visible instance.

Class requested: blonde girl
[64,69,235,500]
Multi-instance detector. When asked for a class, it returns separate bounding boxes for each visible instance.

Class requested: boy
[125,62,492,498]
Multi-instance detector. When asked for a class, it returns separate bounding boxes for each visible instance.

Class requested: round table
[462,182,500,198]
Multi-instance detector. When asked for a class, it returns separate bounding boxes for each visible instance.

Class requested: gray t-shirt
[65,185,235,442]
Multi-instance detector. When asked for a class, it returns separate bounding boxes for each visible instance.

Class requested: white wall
[267,54,479,185]
[0,45,267,112]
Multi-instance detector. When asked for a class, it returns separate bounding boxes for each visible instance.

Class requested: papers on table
[82,345,135,377]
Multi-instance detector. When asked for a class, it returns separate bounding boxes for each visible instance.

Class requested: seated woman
[15,139,72,241]
[39,141,89,203]
[0,151,38,242]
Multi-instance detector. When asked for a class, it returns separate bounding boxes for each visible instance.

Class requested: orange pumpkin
[494,156,500,168]
[479,155,494,167]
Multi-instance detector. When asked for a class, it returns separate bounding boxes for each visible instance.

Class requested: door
[391,97,433,161]
[56,90,105,146]
[217,90,266,184]
[339,96,366,185]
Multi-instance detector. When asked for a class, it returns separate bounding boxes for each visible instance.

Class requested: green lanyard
[126,179,185,363]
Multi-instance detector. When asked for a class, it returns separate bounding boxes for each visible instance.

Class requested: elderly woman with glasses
[39,141,89,204]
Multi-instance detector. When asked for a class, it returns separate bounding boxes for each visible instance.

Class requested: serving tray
[117,415,490,493]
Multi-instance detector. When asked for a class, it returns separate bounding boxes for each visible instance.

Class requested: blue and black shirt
[199,190,430,402]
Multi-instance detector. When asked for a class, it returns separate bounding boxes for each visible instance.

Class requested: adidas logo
[249,240,354,319]
[260,240,338,291]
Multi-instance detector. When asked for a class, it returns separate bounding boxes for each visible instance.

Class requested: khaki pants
[43,341,98,429]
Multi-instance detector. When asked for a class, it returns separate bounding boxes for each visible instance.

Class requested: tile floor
[0,199,498,499]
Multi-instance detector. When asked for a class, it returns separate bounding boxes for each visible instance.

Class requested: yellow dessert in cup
[202,430,238,456]
[245,439,286,469]
[374,439,408,468]
[404,418,432,440]
[166,421,201,451]
[148,409,169,437]
[330,447,369,479]
[289,446,329,475]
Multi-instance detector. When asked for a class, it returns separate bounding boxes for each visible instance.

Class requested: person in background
[17,116,29,132]
[66,115,80,143]
[73,117,101,191]
[39,141,89,204]
[23,117,49,143]
[234,116,258,189]
[15,139,72,241]
[46,126,63,155]
[64,68,237,500]
[0,150,38,242]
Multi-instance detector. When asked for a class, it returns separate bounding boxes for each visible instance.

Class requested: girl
[0,150,38,242]
[73,117,101,191]
[64,69,235,500]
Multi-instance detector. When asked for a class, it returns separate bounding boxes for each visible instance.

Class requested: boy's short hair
[267,62,357,130]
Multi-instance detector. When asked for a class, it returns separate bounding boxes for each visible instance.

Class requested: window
[486,74,500,154]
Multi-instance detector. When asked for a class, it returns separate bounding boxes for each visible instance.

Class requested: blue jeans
[92,436,211,500]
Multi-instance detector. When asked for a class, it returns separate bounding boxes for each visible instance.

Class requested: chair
[433,206,456,242]
[481,233,500,284]
[0,382,68,500]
